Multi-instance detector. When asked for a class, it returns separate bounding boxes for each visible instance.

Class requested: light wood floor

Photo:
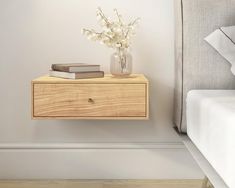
[0,180,204,188]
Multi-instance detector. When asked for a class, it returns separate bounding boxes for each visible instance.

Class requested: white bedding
[205,26,235,76]
[186,90,235,188]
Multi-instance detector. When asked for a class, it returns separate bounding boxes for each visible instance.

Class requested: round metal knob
[88,98,94,103]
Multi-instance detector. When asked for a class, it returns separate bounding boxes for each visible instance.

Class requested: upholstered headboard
[174,0,235,133]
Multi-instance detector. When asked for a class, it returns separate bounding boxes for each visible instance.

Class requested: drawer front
[33,84,147,118]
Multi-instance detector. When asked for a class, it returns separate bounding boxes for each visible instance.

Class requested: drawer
[32,83,147,119]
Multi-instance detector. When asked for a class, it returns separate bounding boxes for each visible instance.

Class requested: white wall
[0,0,178,143]
[0,0,203,179]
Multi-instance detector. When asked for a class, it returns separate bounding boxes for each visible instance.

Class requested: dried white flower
[82,7,140,50]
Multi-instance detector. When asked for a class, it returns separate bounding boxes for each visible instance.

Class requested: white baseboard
[0,142,204,179]
[0,142,185,149]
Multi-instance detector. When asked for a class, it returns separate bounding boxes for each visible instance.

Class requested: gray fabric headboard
[174,0,235,133]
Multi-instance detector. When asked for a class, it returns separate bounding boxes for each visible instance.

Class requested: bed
[174,0,235,133]
[187,90,235,188]
[174,0,235,187]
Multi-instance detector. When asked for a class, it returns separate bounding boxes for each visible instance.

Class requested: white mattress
[186,90,235,188]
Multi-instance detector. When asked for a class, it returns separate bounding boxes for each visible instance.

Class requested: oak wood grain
[33,74,148,84]
[0,180,204,188]
[33,83,146,118]
[32,74,149,119]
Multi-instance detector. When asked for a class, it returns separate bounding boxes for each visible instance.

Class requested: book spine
[75,72,104,79]
[51,65,69,72]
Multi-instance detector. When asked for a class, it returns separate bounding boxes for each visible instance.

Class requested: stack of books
[49,63,104,79]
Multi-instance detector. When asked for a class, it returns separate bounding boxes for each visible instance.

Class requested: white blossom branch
[82,7,139,50]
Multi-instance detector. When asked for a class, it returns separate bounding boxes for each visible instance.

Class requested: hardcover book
[51,63,100,73]
[49,70,104,79]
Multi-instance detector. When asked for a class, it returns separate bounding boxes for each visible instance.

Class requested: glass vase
[110,49,132,77]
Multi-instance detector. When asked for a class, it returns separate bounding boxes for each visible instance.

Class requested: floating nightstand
[31,74,149,120]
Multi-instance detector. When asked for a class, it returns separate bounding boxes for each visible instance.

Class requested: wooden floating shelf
[31,74,149,120]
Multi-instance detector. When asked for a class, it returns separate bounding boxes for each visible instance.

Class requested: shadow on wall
[32,78,175,143]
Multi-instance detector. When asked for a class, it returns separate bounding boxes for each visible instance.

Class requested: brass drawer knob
[88,98,94,103]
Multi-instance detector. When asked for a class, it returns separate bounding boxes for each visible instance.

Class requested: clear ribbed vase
[110,49,132,77]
